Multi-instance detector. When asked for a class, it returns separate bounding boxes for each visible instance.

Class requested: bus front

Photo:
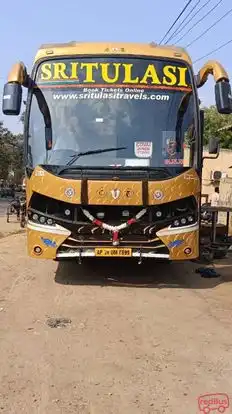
[3,43,221,262]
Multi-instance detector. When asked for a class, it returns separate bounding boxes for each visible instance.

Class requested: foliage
[203,105,232,149]
[0,121,24,183]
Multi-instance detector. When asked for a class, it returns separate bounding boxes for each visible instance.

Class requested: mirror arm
[202,144,220,162]
[7,62,28,87]
[196,60,229,88]
[202,152,219,161]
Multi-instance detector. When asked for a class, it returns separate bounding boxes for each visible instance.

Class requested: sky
[1,0,232,133]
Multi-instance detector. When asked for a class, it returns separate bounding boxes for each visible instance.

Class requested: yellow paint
[27,167,200,207]
[88,180,143,206]
[157,229,199,260]
[53,62,69,80]
[26,166,200,260]
[81,62,99,83]
[27,166,81,204]
[101,63,121,84]
[38,61,190,88]
[27,228,70,259]
[34,42,192,65]
[123,63,139,84]
[139,64,161,85]
[178,67,188,87]
[7,62,27,84]
[197,60,229,87]
[148,168,200,205]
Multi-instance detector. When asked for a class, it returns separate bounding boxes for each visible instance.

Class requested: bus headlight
[29,212,55,226]
[47,218,54,225]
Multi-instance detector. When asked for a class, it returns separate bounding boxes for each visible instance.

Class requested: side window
[182,95,195,167]
[28,94,46,166]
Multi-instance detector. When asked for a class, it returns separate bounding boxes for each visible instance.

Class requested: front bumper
[27,220,199,261]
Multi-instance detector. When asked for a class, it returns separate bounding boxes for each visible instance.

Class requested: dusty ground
[0,199,25,238]
[0,232,232,413]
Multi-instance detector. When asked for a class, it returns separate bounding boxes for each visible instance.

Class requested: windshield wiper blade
[57,146,127,175]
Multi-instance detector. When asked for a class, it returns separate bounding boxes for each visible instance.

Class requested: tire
[6,207,11,223]
[213,250,227,259]
[20,216,26,228]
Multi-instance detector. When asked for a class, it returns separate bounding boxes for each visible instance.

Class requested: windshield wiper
[57,146,127,175]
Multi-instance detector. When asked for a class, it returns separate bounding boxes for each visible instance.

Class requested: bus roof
[34,42,192,65]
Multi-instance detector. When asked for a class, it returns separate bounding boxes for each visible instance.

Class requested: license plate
[95,248,132,257]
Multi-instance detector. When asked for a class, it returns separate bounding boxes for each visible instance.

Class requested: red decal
[93,219,103,227]
[127,218,136,225]
[112,231,119,242]
[198,393,229,413]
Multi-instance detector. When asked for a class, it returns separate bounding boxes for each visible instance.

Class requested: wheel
[218,406,226,413]
[6,207,11,223]
[200,248,214,263]
[213,249,227,259]
[20,215,26,228]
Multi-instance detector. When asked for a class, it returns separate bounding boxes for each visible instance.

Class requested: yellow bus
[2,42,232,263]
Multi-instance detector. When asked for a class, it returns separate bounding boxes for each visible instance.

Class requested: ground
[0,216,232,413]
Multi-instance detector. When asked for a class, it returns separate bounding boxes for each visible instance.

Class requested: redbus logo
[198,393,229,413]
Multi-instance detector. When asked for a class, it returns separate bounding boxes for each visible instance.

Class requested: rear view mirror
[215,81,232,114]
[208,137,220,155]
[2,82,22,115]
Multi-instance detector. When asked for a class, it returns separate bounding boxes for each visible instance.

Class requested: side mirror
[215,80,232,114]
[208,137,220,155]
[2,82,22,115]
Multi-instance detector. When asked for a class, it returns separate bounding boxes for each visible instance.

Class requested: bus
[2,42,232,263]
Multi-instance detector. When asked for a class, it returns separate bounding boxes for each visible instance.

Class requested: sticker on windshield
[166,138,177,158]
[162,134,184,166]
[134,142,153,158]
[125,158,150,167]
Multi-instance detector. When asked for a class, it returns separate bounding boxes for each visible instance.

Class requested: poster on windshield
[162,131,184,166]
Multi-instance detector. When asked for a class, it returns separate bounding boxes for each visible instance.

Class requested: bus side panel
[157,229,199,260]
[27,228,70,259]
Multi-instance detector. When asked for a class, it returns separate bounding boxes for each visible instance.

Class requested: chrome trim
[56,249,170,259]
[157,222,199,236]
[27,220,71,236]
[62,243,165,249]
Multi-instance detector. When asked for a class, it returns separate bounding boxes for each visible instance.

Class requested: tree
[0,121,14,180]
[10,134,24,183]
[203,105,232,149]
[0,121,24,183]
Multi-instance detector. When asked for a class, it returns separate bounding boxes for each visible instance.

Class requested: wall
[184,147,232,202]
[201,149,232,200]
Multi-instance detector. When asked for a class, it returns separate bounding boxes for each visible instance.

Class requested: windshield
[27,57,197,169]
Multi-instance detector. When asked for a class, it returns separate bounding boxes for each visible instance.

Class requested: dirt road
[0,233,232,413]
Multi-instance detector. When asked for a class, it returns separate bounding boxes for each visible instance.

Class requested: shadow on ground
[54,257,232,289]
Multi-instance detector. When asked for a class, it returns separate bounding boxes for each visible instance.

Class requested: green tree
[0,121,24,183]
[203,105,232,149]
[0,121,14,180]
[10,134,24,183]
